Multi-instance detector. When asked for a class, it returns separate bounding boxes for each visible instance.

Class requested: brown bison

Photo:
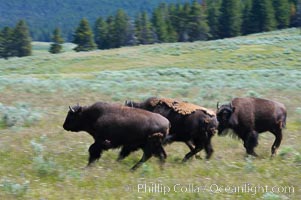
[63,102,170,170]
[125,97,218,161]
[216,97,287,157]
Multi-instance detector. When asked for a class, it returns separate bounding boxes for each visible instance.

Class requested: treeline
[1,0,300,57]
[0,20,32,59]
[0,0,189,41]
[74,0,300,51]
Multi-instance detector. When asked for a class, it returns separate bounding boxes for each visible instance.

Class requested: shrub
[32,155,57,177]
[279,146,295,158]
[0,178,29,198]
[244,156,256,173]
[0,102,42,129]
[30,138,59,177]
[262,192,281,200]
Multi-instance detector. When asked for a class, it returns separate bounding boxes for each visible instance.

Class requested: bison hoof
[182,157,189,163]
[246,153,258,158]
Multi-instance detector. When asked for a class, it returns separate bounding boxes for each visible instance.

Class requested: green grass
[0,28,301,199]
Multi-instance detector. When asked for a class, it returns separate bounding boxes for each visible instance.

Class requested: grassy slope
[0,28,301,199]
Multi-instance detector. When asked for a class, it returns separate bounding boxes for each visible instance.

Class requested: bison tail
[278,113,287,129]
[282,115,287,129]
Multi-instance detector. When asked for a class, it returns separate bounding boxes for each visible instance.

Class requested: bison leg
[204,137,214,159]
[87,142,103,167]
[270,129,283,156]
[156,145,167,160]
[149,133,167,168]
[158,146,167,170]
[131,133,166,171]
[130,148,152,171]
[162,134,174,145]
[118,145,140,161]
[185,141,203,160]
[243,131,258,157]
[185,141,195,151]
[182,145,203,162]
[185,140,205,160]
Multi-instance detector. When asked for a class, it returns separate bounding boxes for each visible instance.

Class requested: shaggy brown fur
[216,97,287,157]
[149,97,216,116]
[125,97,218,161]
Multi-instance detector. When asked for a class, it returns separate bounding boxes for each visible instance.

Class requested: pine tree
[0,29,4,58]
[73,18,96,52]
[135,12,155,44]
[294,0,301,28]
[169,4,181,41]
[207,0,221,39]
[188,0,209,41]
[166,19,178,42]
[94,17,109,49]
[250,0,276,33]
[1,27,15,59]
[152,3,169,43]
[219,0,242,38]
[106,16,116,48]
[167,4,179,42]
[289,0,299,27]
[125,21,138,46]
[241,0,253,35]
[175,3,191,42]
[13,20,32,57]
[113,9,130,48]
[49,28,64,54]
[273,0,291,29]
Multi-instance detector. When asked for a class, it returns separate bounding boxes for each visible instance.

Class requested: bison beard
[62,102,170,171]
[216,97,287,157]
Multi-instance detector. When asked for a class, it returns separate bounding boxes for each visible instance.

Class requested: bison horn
[216,102,220,110]
[126,100,134,107]
[69,106,75,113]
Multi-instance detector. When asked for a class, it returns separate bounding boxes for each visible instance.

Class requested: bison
[216,97,287,157]
[125,97,218,161]
[62,102,170,170]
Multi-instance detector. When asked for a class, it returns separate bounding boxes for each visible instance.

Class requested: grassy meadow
[0,28,301,199]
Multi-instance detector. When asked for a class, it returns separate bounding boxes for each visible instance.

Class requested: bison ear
[229,102,235,112]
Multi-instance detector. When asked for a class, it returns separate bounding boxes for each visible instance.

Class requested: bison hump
[149,97,215,116]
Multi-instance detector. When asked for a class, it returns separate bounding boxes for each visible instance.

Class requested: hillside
[0,0,188,41]
[0,29,301,199]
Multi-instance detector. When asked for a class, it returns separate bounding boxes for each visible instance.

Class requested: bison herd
[62,97,287,170]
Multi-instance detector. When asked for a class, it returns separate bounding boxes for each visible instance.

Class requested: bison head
[202,116,218,137]
[125,97,159,112]
[125,100,135,108]
[63,104,84,132]
[216,102,235,135]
